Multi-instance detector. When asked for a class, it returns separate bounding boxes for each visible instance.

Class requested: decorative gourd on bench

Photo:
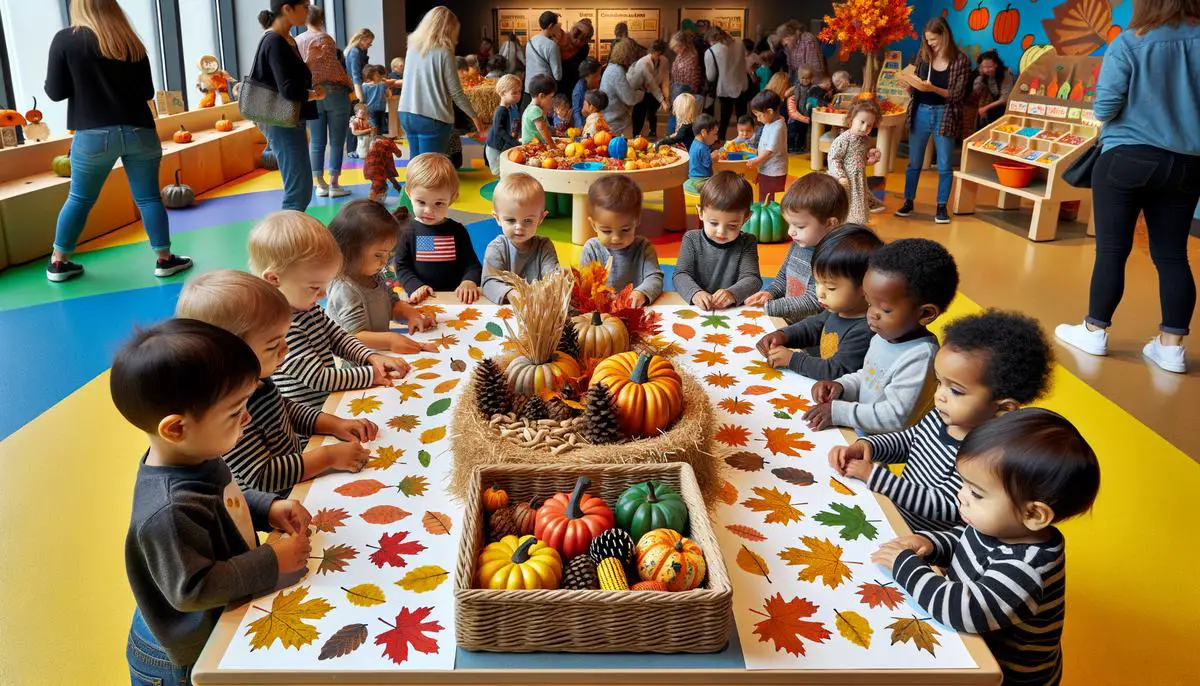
[214,115,234,132]
[161,170,195,208]
[173,125,193,144]
[52,152,72,178]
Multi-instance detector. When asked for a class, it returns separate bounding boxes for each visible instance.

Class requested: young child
[786,66,815,153]
[804,238,960,434]
[363,135,403,203]
[733,114,758,147]
[393,153,482,305]
[550,93,573,136]
[486,74,522,176]
[387,57,404,95]
[672,171,761,309]
[755,49,774,91]
[581,89,610,137]
[361,64,390,136]
[746,90,788,203]
[832,70,855,95]
[872,408,1100,686]
[745,173,849,322]
[573,59,602,128]
[685,113,721,195]
[482,173,562,304]
[464,54,481,79]
[757,224,882,380]
[579,175,663,307]
[805,75,833,117]
[118,319,311,682]
[484,55,507,80]
[177,270,380,494]
[350,102,373,159]
[249,211,407,409]
[522,74,557,145]
[828,99,884,225]
[658,92,698,149]
[327,200,441,351]
[831,310,1054,531]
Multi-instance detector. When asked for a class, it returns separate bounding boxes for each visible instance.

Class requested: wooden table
[193,293,999,685]
[809,110,906,178]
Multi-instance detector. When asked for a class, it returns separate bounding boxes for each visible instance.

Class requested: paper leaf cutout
[388,415,419,432]
[397,565,451,593]
[751,594,831,657]
[692,349,728,367]
[246,587,332,651]
[409,358,438,370]
[726,524,767,541]
[704,372,737,388]
[814,503,879,541]
[779,536,855,588]
[703,333,732,346]
[834,609,873,649]
[398,475,429,497]
[773,411,792,420]
[426,398,452,416]
[367,446,404,470]
[743,385,776,395]
[725,451,766,472]
[701,313,730,329]
[732,345,754,354]
[415,372,440,380]
[418,449,432,467]
[475,332,494,344]
[718,397,753,415]
[744,360,784,381]
[348,395,382,416]
[444,318,471,331]
[1043,0,1112,56]
[315,543,358,575]
[433,379,459,394]
[857,581,905,610]
[741,486,805,525]
[736,544,772,583]
[717,479,739,506]
[394,382,424,401]
[376,607,444,665]
[762,427,815,457]
[830,477,856,495]
[368,531,427,568]
[343,583,386,607]
[773,467,815,487]
[318,623,368,660]
[641,335,685,357]
[486,321,504,336]
[421,511,453,535]
[769,394,812,415]
[886,615,941,655]
[740,309,764,319]
[672,322,696,340]
[737,323,766,336]
[310,507,350,533]
[419,426,447,444]
[335,479,387,498]
[675,309,700,319]
[360,505,411,524]
[715,424,752,447]
[468,345,484,360]
[432,333,459,349]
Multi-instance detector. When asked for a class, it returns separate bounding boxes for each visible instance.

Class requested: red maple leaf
[751,594,832,657]
[367,531,427,568]
[715,423,752,447]
[375,607,443,665]
[857,581,905,610]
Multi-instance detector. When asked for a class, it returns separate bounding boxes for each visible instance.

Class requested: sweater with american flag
[394,218,482,293]
[272,306,376,408]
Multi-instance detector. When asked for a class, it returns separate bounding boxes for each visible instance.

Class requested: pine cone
[583,382,622,445]
[474,358,512,418]
[520,395,549,421]
[487,507,519,542]
[587,528,636,566]
[546,396,577,421]
[558,319,581,360]
[561,555,600,590]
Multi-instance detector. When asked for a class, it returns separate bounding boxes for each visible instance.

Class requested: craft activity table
[809,110,906,179]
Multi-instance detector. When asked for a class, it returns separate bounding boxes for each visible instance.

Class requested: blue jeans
[904,104,955,205]
[127,610,192,686]
[307,84,350,177]
[399,112,452,159]
[264,123,313,211]
[53,126,170,255]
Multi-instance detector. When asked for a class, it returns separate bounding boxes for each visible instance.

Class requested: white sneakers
[1056,321,1187,373]
[1143,337,1186,374]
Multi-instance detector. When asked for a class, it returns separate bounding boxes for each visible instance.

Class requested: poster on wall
[558,8,600,60]
[680,8,748,41]
[496,9,599,61]
[596,9,661,60]
[496,8,531,46]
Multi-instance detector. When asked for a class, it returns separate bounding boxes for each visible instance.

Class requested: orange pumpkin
[173,125,193,144]
[534,476,614,559]
[968,1,990,31]
[992,4,1019,45]
[482,484,509,513]
[635,528,706,592]
[508,148,526,164]
[589,352,683,437]
[214,115,234,132]
[631,580,670,592]
[25,97,43,124]
[593,130,612,147]
[0,109,28,127]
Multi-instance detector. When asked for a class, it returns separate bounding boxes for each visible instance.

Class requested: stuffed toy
[196,55,232,108]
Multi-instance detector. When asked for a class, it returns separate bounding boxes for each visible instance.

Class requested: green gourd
[52,153,72,178]
[741,201,786,243]
[615,480,689,542]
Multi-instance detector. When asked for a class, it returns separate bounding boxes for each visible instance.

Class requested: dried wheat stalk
[498,269,574,364]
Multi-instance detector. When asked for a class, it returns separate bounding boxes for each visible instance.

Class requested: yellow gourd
[476,535,562,590]
[636,528,706,592]
[572,311,629,360]
[597,557,629,590]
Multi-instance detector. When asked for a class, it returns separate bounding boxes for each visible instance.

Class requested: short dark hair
[486,55,507,72]
[455,56,468,70]
[258,10,275,29]
[868,238,959,311]
[750,90,781,114]
[551,93,571,110]
[650,39,668,54]
[737,114,755,127]
[481,36,494,46]
[812,224,884,287]
[958,408,1100,522]
[330,199,401,281]
[539,10,560,30]
[111,319,260,433]
[942,310,1053,404]
[692,113,718,136]
[698,171,754,214]
[579,58,601,79]
[780,172,849,223]
[584,89,608,111]
[528,74,557,97]
[588,174,643,215]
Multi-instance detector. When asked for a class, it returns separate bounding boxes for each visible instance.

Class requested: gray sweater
[833,334,939,434]
[326,274,398,335]
[580,236,664,302]
[779,310,872,380]
[126,456,280,666]
[763,241,820,323]
[481,235,561,304]
[600,63,644,136]
[671,230,762,305]
[524,34,562,91]
[397,46,476,125]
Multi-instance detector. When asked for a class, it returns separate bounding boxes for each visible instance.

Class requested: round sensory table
[809,109,907,178]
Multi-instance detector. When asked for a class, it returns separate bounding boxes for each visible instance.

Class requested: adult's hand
[474,117,488,137]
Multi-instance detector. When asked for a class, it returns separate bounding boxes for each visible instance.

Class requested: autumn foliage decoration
[818,0,917,92]
[570,260,663,341]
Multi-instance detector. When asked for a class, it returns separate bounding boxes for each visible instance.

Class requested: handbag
[1063,143,1101,189]
[239,34,301,128]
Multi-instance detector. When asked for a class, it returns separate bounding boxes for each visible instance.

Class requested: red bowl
[993,161,1036,188]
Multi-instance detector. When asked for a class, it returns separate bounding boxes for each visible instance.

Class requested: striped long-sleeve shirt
[864,410,963,531]
[224,379,322,494]
[894,526,1067,685]
[763,242,820,324]
[273,306,375,408]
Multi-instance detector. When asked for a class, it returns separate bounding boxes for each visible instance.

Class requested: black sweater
[44,27,156,131]
[394,218,482,292]
[250,31,317,121]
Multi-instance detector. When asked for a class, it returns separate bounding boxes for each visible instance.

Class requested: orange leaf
[432,333,459,350]
[703,333,732,346]
[705,372,737,388]
[830,477,856,496]
[311,507,350,533]
[692,349,728,367]
[444,318,471,331]
[779,536,856,589]
[769,394,812,414]
[433,378,459,393]
[672,323,696,340]
[715,424,751,447]
[733,345,754,354]
[496,307,513,320]
[742,486,805,524]
[726,524,767,542]
[717,479,739,506]
[1044,0,1112,56]
[751,594,832,657]
[421,511,453,535]
[456,307,481,322]
[718,397,753,415]
[762,427,815,457]
[737,323,766,336]
[474,330,495,341]
[360,505,412,524]
[740,309,764,319]
[410,358,438,370]
[743,385,776,396]
[886,616,942,656]
[415,372,440,380]
[857,581,904,610]
[335,479,387,497]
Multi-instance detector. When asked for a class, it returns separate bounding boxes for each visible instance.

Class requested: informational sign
[496,8,599,61]
[874,50,910,107]
[596,9,661,60]
[679,8,748,40]
[496,8,532,46]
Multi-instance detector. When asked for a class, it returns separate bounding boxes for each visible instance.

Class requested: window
[0,0,67,130]
[180,0,221,104]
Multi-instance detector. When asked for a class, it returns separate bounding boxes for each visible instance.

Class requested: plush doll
[196,55,233,108]
[23,98,50,142]
[363,136,403,203]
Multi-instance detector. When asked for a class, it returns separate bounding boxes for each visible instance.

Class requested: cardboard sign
[154,91,185,116]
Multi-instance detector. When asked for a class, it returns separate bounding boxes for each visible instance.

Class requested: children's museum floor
[0,139,1196,685]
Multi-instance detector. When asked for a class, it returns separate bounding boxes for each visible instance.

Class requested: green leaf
[427,398,452,416]
[397,475,429,497]
[701,313,730,329]
[813,503,878,541]
[418,450,431,468]
[486,322,504,337]
[773,410,792,420]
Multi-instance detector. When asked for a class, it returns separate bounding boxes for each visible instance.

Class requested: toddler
[573,59,603,128]
[872,408,1100,686]
[733,114,758,147]
[486,74,522,176]
[685,114,721,195]
[522,74,557,145]
[177,270,379,494]
[746,90,788,203]
[484,55,507,80]
[118,319,311,683]
[581,89,610,137]
[393,153,482,304]
[579,175,663,307]
[832,70,855,94]
[805,75,833,118]
[828,99,884,225]
[831,310,1054,531]
[755,49,774,91]
[327,200,441,351]
[249,211,406,409]
[387,57,404,95]
[658,92,699,149]
[362,135,403,203]
[804,238,959,434]
[482,173,562,304]
[786,66,815,152]
[757,224,882,379]
[550,93,573,136]
[745,173,849,322]
[672,171,761,309]
[361,64,390,136]
[350,102,374,159]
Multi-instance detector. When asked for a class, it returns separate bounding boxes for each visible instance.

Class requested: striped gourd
[597,557,629,591]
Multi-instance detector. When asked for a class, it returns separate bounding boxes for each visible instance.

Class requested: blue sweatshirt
[572,80,587,128]
[689,137,713,178]
[1094,23,1200,156]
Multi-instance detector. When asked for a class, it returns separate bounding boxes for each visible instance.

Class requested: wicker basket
[454,463,733,653]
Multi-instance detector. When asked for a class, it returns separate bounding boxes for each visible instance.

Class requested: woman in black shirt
[43,0,191,283]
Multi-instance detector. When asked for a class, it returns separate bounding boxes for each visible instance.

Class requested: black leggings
[631,92,661,138]
[1087,145,1200,336]
[717,94,746,140]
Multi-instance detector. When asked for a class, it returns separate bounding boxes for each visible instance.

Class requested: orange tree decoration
[818,0,917,93]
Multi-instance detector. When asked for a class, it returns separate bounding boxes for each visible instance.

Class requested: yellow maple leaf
[468,345,484,360]
[245,586,332,651]
[387,415,419,432]
[779,536,856,589]
[692,349,728,367]
[393,382,424,401]
[396,565,450,593]
[834,609,873,649]
[348,395,382,416]
[344,583,386,607]
[410,358,439,370]
[886,616,942,655]
[769,394,812,415]
[744,360,784,381]
[741,486,805,525]
[474,330,495,341]
[420,426,447,444]
[434,378,460,394]
[642,335,685,357]
[368,446,404,470]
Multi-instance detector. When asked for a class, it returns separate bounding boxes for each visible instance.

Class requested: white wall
[234,0,269,79]
[0,0,67,130]
[181,1,222,100]
[343,0,388,66]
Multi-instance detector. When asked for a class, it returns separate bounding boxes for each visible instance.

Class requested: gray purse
[239,34,301,128]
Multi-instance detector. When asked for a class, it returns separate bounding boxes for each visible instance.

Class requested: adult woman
[499,31,524,74]
[557,20,594,98]
[704,27,750,139]
[667,31,702,133]
[777,21,826,83]
[972,50,1014,127]
[894,17,970,224]
[43,0,190,282]
[343,28,374,156]
[1055,0,1200,374]
[296,6,353,198]
[398,6,484,158]
[629,40,670,138]
[600,39,645,137]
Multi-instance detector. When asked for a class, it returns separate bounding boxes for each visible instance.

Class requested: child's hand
[843,455,874,481]
[631,290,650,308]
[802,401,834,431]
[407,285,434,303]
[391,334,438,354]
[270,530,311,577]
[767,345,794,369]
[756,330,788,356]
[712,289,735,309]
[744,291,773,307]
[330,416,378,443]
[710,148,721,160]
[810,379,844,404]
[369,354,410,383]
[867,148,882,165]
[893,534,935,557]
[838,176,849,188]
[828,440,871,474]
[871,535,934,569]
[408,311,437,332]
[746,157,760,170]
[691,291,714,310]
[456,280,480,304]
[268,500,311,535]
[324,441,370,473]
